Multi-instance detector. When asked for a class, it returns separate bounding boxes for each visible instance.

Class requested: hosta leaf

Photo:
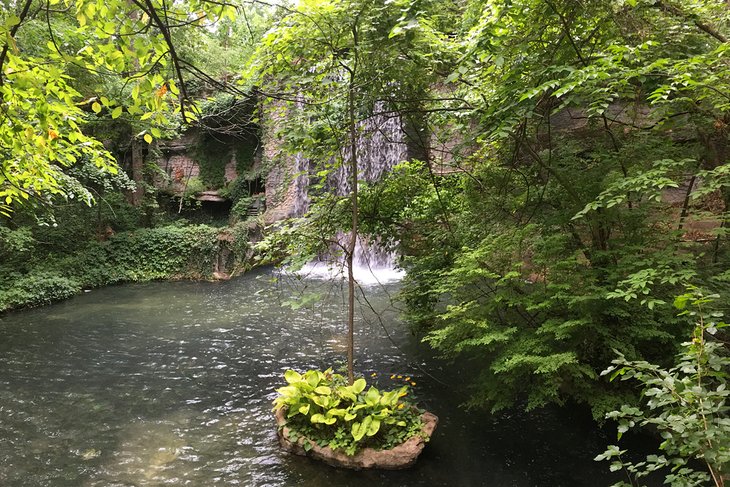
[284,370,302,384]
[352,378,366,394]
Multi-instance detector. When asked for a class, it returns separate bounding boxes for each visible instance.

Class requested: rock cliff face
[258,98,310,224]
[151,97,300,223]
[259,100,414,225]
[151,97,420,225]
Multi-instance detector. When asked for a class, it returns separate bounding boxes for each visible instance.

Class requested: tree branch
[0,0,34,87]
[655,0,728,43]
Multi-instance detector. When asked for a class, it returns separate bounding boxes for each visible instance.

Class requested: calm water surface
[0,269,638,486]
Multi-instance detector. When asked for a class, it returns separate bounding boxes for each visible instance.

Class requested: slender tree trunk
[131,138,145,206]
[345,21,360,386]
[128,3,145,207]
[346,76,358,386]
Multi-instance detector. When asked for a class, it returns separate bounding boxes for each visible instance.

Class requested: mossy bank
[0,221,259,314]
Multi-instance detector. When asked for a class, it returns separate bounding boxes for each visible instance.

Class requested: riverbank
[0,221,258,313]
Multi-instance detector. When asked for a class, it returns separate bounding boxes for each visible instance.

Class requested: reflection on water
[0,268,636,486]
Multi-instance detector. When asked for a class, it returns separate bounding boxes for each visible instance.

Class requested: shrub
[0,274,81,310]
[229,196,253,223]
[273,369,425,456]
[0,224,230,312]
[0,227,36,270]
[596,289,730,487]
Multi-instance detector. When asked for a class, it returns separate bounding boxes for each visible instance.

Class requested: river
[0,268,648,486]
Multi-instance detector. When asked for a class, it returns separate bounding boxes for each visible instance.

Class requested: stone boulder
[274,408,438,470]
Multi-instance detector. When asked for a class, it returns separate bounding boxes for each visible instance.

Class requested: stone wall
[155,129,247,196]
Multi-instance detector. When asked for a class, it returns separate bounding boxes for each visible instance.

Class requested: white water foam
[296,259,406,286]
[289,101,407,281]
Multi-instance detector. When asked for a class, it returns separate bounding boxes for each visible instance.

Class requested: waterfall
[291,95,311,217]
[292,152,310,217]
[328,102,407,195]
[296,102,407,285]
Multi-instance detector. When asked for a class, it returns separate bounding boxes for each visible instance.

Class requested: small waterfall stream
[291,152,310,217]
[296,102,407,285]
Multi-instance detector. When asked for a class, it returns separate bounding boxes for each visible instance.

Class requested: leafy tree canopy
[247,0,730,418]
[0,0,248,216]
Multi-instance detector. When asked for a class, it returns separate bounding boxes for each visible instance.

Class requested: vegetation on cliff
[0,0,270,311]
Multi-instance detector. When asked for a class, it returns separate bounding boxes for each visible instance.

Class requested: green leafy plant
[0,223,250,312]
[0,274,81,310]
[597,289,730,487]
[273,369,425,456]
[194,134,231,189]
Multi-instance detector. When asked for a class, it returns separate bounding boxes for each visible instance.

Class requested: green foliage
[597,289,730,487]
[336,0,730,418]
[194,134,232,189]
[573,159,695,221]
[99,225,221,280]
[369,143,701,416]
[0,274,81,310]
[229,195,253,223]
[18,193,142,255]
[0,223,243,312]
[0,226,36,268]
[2,0,726,438]
[0,43,116,215]
[1,0,242,216]
[193,93,259,192]
[226,175,266,225]
[182,176,205,199]
[234,142,257,174]
[174,5,275,87]
[273,369,425,456]
[242,0,728,416]
[228,221,254,270]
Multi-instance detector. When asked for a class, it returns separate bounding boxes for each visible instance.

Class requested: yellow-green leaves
[351,415,381,441]
[1,0,224,214]
[310,413,336,425]
[284,369,301,383]
[272,369,420,455]
[1,51,116,212]
[4,14,21,29]
[339,377,367,401]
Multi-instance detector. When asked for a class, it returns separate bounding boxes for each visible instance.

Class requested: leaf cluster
[273,369,424,456]
[0,221,243,312]
[597,289,730,486]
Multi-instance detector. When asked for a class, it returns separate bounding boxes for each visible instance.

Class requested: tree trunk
[345,21,360,386]
[131,138,145,206]
[346,75,358,386]
[128,3,145,208]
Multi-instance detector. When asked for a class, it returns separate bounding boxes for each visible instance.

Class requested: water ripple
[0,268,630,486]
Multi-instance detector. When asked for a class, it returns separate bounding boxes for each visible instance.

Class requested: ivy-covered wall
[154,93,262,211]
[0,222,255,313]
